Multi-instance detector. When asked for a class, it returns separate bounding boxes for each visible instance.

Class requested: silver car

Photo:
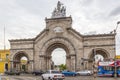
[76,70,92,76]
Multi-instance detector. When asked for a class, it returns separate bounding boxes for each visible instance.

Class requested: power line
[4,25,6,50]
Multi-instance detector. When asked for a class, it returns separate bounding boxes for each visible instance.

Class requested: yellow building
[21,60,28,72]
[0,49,10,73]
[116,55,120,60]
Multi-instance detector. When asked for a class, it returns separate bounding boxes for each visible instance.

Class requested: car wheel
[48,77,52,80]
[87,73,90,75]
[77,73,80,76]
[73,74,76,77]
[33,73,36,75]
[35,73,38,76]
[42,76,44,80]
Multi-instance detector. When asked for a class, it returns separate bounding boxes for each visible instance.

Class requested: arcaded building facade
[9,1,115,72]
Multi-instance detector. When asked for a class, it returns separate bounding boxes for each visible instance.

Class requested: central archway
[51,48,66,70]
[39,37,76,71]
[46,43,68,70]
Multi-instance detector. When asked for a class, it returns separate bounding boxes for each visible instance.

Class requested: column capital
[28,60,34,62]
[69,54,76,56]
[39,55,46,57]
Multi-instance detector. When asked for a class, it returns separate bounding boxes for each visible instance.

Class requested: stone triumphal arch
[9,1,115,72]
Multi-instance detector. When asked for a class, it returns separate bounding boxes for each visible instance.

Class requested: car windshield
[51,71,60,73]
[78,70,88,72]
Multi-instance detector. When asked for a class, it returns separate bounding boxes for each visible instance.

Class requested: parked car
[32,70,44,75]
[76,70,92,76]
[41,70,65,80]
[62,70,77,76]
[5,71,20,75]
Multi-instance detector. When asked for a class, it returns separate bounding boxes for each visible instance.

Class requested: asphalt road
[0,74,120,80]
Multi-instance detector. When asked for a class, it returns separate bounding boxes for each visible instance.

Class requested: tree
[59,64,66,71]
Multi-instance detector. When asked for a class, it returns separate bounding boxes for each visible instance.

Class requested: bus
[98,61,115,77]
[116,60,120,76]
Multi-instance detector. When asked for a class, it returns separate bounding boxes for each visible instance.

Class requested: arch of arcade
[9,1,115,72]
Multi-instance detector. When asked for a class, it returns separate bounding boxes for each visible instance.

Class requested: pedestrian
[0,74,1,80]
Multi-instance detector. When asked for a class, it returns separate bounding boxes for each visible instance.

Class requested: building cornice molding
[83,44,115,47]
[10,48,34,50]
[9,38,34,42]
[83,33,115,37]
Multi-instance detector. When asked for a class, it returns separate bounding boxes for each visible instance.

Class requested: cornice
[67,28,83,37]
[83,33,115,37]
[45,16,72,21]
[9,38,34,42]
[83,44,115,47]
[10,48,34,50]
[34,29,47,40]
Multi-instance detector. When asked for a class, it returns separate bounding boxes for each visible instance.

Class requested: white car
[41,70,65,80]
[76,70,92,76]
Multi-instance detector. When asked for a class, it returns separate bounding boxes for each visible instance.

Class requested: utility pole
[0,73,1,80]
[114,21,120,33]
[114,21,120,78]
[4,26,6,50]
[93,49,97,80]
[0,71,2,80]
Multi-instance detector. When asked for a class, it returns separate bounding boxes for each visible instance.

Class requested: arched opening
[20,56,28,72]
[87,49,109,69]
[51,48,66,70]
[5,63,8,71]
[95,54,104,62]
[13,52,29,72]
[40,38,76,71]
[89,49,109,60]
[43,43,73,71]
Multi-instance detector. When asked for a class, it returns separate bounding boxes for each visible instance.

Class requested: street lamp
[114,21,120,33]
[0,73,1,80]
[114,21,120,78]
[93,49,97,80]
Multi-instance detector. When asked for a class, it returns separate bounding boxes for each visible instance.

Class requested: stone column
[39,56,42,70]
[10,61,13,71]
[16,63,18,71]
[46,56,49,70]
[48,56,52,70]
[71,57,75,71]
[45,55,52,70]
[66,55,71,70]
[17,63,20,71]
[28,60,34,72]
[70,55,76,71]
[39,55,46,70]
[31,60,34,72]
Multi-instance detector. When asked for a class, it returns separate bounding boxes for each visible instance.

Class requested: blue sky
[0,0,120,56]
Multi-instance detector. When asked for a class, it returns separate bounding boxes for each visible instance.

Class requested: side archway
[87,48,110,69]
[12,51,30,72]
[88,48,110,60]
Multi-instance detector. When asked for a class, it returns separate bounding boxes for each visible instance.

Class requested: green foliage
[59,64,66,71]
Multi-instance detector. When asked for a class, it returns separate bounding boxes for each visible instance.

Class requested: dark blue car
[32,70,44,75]
[62,70,77,76]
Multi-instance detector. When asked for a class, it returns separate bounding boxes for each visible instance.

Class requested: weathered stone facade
[9,1,115,72]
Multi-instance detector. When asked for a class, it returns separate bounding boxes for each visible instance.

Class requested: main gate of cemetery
[9,1,115,72]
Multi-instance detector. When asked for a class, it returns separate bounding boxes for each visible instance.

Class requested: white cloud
[52,48,66,65]
[0,0,120,56]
